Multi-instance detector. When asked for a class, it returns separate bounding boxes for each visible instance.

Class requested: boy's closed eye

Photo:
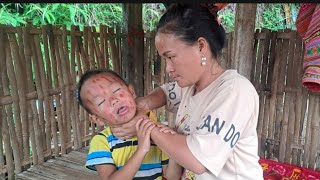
[113,88,120,93]
[98,99,105,106]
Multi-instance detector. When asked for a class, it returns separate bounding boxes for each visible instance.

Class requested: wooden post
[232,3,257,80]
[122,3,144,96]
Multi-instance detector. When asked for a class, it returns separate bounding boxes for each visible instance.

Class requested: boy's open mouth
[117,106,129,116]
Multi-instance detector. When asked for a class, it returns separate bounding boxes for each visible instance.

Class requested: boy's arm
[97,119,156,180]
[96,149,150,180]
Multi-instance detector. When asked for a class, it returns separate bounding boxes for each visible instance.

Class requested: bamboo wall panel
[0,24,319,179]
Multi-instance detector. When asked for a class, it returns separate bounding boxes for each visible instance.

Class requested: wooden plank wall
[225,28,320,170]
[0,25,319,179]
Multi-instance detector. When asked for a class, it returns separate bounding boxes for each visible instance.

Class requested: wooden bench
[16,148,98,180]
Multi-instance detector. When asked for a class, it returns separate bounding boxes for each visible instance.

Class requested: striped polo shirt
[85,111,168,180]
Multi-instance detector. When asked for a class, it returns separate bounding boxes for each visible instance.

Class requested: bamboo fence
[0,25,319,179]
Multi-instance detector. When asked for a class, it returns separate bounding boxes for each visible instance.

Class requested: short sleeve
[160,81,182,114]
[186,79,259,176]
[85,134,114,171]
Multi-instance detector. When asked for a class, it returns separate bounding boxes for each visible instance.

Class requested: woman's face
[80,73,137,126]
[155,32,204,87]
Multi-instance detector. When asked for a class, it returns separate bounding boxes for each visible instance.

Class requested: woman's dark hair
[77,69,127,114]
[156,3,226,59]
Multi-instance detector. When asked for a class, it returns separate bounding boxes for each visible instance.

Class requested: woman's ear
[197,37,209,54]
[128,84,137,98]
[89,114,105,127]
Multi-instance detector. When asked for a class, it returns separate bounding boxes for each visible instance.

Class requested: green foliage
[0,4,26,26]
[0,3,302,32]
[143,4,166,31]
[218,6,235,33]
[258,4,286,31]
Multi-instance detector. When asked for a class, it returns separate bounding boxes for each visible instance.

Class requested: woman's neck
[193,63,225,95]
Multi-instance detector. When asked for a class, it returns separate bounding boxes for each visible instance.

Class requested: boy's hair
[77,69,127,114]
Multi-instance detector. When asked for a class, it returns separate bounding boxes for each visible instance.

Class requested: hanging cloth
[296,3,320,92]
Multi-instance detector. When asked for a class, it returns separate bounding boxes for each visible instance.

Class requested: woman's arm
[150,124,206,174]
[136,87,167,110]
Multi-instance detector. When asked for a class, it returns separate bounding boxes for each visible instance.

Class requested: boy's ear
[128,84,136,98]
[89,114,105,127]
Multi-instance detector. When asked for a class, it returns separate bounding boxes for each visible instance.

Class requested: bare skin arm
[149,121,207,174]
[96,119,156,180]
[135,87,167,110]
[164,159,184,180]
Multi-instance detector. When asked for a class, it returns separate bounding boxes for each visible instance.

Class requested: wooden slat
[16,148,98,180]
[0,25,15,180]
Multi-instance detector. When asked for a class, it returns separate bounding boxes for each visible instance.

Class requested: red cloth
[259,158,320,180]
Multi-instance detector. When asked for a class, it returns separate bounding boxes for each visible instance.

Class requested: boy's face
[80,73,137,126]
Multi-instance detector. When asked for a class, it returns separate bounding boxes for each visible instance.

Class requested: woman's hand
[135,118,156,154]
[111,110,147,140]
[157,124,177,134]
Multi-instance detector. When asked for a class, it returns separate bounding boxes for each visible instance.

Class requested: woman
[112,3,263,179]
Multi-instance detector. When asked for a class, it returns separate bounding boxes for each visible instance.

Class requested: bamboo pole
[309,96,319,169]
[69,25,81,150]
[108,27,120,74]
[76,28,91,144]
[303,95,314,168]
[48,25,66,155]
[54,32,68,154]
[0,109,4,180]
[86,26,98,135]
[73,26,86,146]
[42,25,59,157]
[260,29,273,158]
[292,32,304,165]
[103,25,110,69]
[62,25,72,150]
[1,107,14,180]
[0,26,15,180]
[4,34,24,173]
[273,30,288,159]
[31,29,47,159]
[24,24,44,164]
[265,31,277,158]
[34,31,51,154]
[22,25,38,165]
[7,33,24,158]
[99,25,106,69]
[144,31,152,95]
[16,27,30,161]
[116,26,122,73]
[93,27,103,69]
[278,30,291,163]
[283,30,297,163]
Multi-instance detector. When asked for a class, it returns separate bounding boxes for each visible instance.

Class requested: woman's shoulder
[216,70,257,94]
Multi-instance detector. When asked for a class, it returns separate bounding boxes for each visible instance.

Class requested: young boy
[77,69,171,180]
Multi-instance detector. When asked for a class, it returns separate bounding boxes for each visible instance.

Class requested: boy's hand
[111,110,147,140]
[136,118,156,154]
[157,124,177,134]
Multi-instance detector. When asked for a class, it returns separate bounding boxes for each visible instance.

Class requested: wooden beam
[232,3,257,80]
[122,4,144,96]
